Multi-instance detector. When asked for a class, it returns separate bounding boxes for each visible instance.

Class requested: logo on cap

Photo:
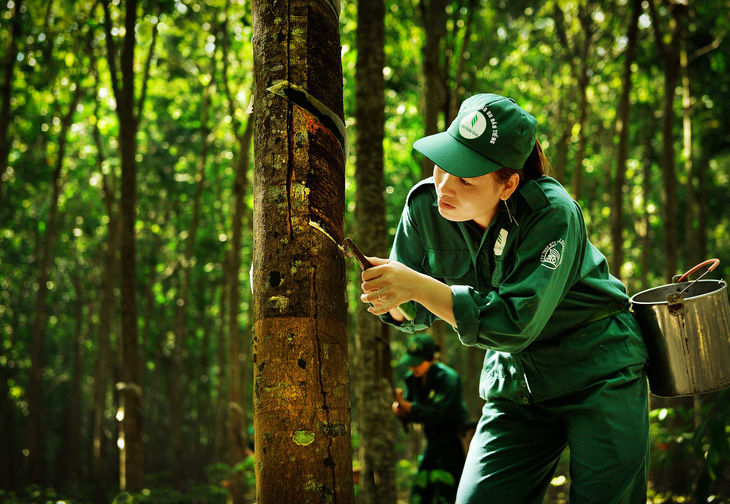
[459,111,487,139]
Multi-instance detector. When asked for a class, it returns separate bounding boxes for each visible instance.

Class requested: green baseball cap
[413,93,537,178]
[398,334,436,368]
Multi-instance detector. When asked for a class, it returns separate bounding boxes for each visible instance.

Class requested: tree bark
[27,83,83,485]
[681,41,697,268]
[104,0,144,490]
[218,11,256,498]
[214,249,230,465]
[639,107,657,292]
[227,114,254,504]
[568,6,594,201]
[90,85,118,501]
[419,0,447,179]
[65,271,86,483]
[610,0,641,279]
[447,0,478,123]
[170,65,214,487]
[0,0,22,216]
[251,0,353,502]
[355,0,397,501]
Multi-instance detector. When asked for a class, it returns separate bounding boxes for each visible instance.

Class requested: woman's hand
[359,257,457,327]
[360,257,419,321]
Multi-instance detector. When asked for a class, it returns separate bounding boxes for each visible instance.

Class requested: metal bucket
[630,259,730,397]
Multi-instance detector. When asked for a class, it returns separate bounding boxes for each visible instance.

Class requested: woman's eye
[459,178,472,186]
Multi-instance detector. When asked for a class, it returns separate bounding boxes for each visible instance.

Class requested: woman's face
[433,165,518,230]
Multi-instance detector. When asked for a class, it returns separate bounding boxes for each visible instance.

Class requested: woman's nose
[437,172,456,196]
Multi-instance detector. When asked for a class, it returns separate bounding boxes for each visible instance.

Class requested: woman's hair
[493,138,552,187]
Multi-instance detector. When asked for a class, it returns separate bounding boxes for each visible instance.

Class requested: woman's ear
[500,173,521,200]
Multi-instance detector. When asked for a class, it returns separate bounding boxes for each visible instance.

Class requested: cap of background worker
[413,93,537,178]
[399,334,436,368]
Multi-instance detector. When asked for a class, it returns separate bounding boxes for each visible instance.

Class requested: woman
[360,93,649,503]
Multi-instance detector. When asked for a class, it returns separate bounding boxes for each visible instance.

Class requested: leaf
[429,469,455,486]
[412,469,429,489]
[694,466,711,504]
[112,492,135,504]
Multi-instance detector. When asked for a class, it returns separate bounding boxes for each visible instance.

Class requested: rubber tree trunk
[419,0,447,179]
[27,85,82,485]
[355,0,397,501]
[0,0,22,216]
[251,0,353,503]
[104,0,144,489]
[91,91,117,502]
[227,114,254,504]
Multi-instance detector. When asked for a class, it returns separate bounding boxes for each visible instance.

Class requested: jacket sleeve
[452,201,586,352]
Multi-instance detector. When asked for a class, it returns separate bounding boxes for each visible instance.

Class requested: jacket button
[521,397,529,404]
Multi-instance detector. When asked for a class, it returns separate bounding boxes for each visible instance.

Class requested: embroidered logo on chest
[494,228,508,256]
[540,239,565,270]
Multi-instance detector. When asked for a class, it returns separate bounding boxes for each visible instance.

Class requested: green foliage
[649,395,730,502]
[121,484,227,504]
[691,390,730,502]
[231,455,257,489]
[2,0,730,501]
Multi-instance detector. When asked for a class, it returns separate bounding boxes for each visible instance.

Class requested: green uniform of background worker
[393,333,468,504]
[358,93,650,503]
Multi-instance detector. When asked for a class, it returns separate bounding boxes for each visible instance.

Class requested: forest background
[1,0,730,503]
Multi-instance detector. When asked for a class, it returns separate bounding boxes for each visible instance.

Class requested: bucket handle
[676,258,720,283]
[671,258,721,300]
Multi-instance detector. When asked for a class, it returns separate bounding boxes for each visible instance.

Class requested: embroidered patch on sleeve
[540,239,565,270]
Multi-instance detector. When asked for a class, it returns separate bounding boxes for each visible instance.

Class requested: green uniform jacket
[384,177,648,404]
[404,361,468,449]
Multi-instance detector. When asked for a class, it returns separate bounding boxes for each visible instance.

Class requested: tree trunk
[659,66,681,282]
[220,12,256,490]
[140,249,160,474]
[0,326,15,487]
[170,69,213,487]
[639,109,656,292]
[0,0,22,215]
[610,0,641,279]
[681,40,697,268]
[696,152,708,263]
[104,0,144,490]
[355,0,397,501]
[251,0,353,502]
[27,84,82,485]
[553,97,571,184]
[419,0,447,179]
[195,276,213,469]
[214,249,230,464]
[91,88,118,501]
[447,0,478,123]
[227,115,254,504]
[65,272,86,483]
[570,9,593,202]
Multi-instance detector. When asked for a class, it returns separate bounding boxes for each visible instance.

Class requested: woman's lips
[438,198,455,210]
